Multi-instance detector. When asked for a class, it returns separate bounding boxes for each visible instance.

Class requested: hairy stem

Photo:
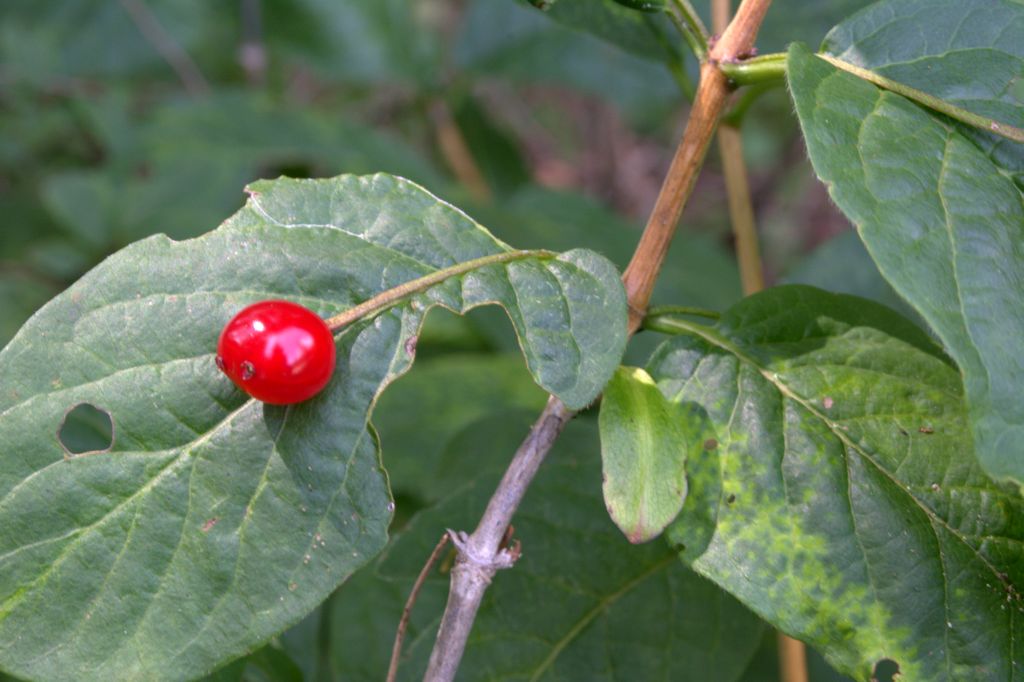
[422,1,774,679]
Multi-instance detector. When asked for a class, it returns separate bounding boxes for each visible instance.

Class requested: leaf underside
[650,286,1024,680]
[788,0,1024,489]
[0,173,626,680]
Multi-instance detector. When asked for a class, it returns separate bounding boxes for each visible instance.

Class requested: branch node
[447,530,520,573]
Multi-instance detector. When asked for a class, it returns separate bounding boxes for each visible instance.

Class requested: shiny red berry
[216,300,337,405]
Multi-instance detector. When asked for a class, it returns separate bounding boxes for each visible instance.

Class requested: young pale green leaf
[330,421,765,681]
[788,37,1024,490]
[648,286,1024,681]
[600,366,706,543]
[0,173,626,681]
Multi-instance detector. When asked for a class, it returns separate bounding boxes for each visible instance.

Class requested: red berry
[216,300,337,405]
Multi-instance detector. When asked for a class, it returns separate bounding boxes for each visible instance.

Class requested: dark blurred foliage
[0,1,878,679]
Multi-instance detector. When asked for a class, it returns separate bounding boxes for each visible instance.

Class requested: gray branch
[422,395,574,681]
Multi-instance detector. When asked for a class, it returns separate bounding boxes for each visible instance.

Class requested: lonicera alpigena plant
[1,0,1023,680]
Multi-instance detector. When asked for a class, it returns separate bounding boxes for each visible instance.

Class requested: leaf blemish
[871,658,900,682]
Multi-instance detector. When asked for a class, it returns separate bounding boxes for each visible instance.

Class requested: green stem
[817,54,1024,144]
[645,14,696,98]
[324,250,552,331]
[718,52,786,86]
[664,0,709,61]
[642,314,720,337]
[645,305,721,321]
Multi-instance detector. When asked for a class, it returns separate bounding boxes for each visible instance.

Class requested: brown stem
[621,0,773,332]
[712,1,801,677]
[712,0,764,296]
[118,0,211,96]
[717,125,764,294]
[778,631,810,682]
[387,533,451,682]
[430,99,493,203]
[421,2,774,679]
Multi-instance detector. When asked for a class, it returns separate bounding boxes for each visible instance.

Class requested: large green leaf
[787,35,1024,488]
[647,285,1024,680]
[0,173,627,680]
[821,0,1024,187]
[330,420,765,681]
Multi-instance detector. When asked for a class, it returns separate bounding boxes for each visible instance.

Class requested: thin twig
[118,0,211,96]
[424,396,574,681]
[387,533,451,682]
[420,2,775,680]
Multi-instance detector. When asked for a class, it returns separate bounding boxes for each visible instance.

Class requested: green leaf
[821,0,1024,185]
[647,285,1024,680]
[783,231,920,326]
[456,0,680,122]
[451,92,532,197]
[0,173,627,680]
[42,92,442,248]
[521,0,675,61]
[744,0,871,53]
[263,0,440,88]
[787,36,1024,488]
[330,420,765,680]
[0,0,215,84]
[600,366,705,543]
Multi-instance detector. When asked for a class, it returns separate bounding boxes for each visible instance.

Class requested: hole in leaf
[872,658,900,682]
[58,403,114,456]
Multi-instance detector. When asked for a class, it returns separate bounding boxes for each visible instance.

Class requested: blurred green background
[1,1,892,679]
